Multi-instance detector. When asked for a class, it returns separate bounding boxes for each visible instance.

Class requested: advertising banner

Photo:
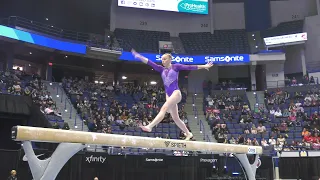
[82,152,108,167]
[119,51,250,65]
[142,154,167,167]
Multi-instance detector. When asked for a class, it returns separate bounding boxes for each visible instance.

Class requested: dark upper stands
[261,20,304,38]
[179,30,250,55]
[114,28,171,53]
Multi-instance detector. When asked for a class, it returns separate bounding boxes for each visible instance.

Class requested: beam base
[22,141,259,180]
[22,141,85,180]
[234,154,260,180]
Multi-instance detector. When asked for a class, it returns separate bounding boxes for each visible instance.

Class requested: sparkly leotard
[147,60,198,96]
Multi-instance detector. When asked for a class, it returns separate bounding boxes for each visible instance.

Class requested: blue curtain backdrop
[244,0,271,32]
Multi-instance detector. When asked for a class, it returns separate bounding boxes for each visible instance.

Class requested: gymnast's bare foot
[185,133,193,141]
[140,125,152,132]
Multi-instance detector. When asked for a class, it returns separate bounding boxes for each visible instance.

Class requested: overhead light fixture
[28,64,31,66]
[94,81,98,84]
[29,52,32,55]
[150,81,157,85]
[65,55,68,58]
[46,18,49,21]
[122,76,127,80]
[102,64,104,67]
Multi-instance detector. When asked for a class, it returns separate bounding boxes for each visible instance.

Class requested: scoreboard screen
[118,0,208,15]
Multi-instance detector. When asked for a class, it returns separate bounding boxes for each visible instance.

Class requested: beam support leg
[22,141,85,180]
[234,154,259,180]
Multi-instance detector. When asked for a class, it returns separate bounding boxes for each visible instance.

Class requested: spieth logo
[164,141,187,148]
[145,158,164,162]
[199,158,218,163]
[85,155,107,164]
[205,55,245,63]
[156,55,194,63]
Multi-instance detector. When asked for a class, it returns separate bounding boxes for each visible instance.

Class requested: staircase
[246,91,266,112]
[44,82,88,132]
[246,91,256,110]
[170,37,186,54]
[185,94,213,142]
[256,91,266,108]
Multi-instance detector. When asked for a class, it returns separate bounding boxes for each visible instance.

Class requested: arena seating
[0,69,67,129]
[179,30,250,55]
[114,28,171,53]
[204,80,320,153]
[62,77,189,143]
[261,20,304,38]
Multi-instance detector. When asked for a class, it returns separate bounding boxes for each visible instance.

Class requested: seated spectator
[257,123,266,134]
[277,135,286,147]
[237,135,245,144]
[229,136,236,144]
[279,120,288,133]
[309,76,315,84]
[302,128,309,138]
[288,112,296,122]
[268,136,276,146]
[245,138,252,145]
[311,111,319,121]
[274,108,282,117]
[252,138,259,146]
[261,138,268,146]
[291,77,297,86]
[271,124,280,134]
[282,109,290,117]
[251,124,257,134]
[269,107,275,115]
[244,125,250,134]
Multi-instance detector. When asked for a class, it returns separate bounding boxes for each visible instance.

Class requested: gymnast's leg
[140,90,181,132]
[170,104,193,141]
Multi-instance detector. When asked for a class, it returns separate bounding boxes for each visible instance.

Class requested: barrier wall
[0,149,273,180]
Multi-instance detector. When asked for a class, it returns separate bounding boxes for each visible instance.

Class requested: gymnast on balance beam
[131,49,213,140]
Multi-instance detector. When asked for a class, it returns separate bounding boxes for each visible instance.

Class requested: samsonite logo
[155,55,194,63]
[205,55,245,63]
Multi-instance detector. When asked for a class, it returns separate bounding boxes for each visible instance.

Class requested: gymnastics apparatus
[12,126,263,180]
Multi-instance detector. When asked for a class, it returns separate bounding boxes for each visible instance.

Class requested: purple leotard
[147,60,198,96]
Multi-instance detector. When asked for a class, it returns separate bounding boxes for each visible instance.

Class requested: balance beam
[12,126,262,154]
[12,126,262,180]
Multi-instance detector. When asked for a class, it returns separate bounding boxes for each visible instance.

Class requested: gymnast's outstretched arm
[175,62,214,71]
[131,49,163,72]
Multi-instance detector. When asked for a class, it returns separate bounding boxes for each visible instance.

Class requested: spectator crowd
[203,80,320,153]
[62,77,191,140]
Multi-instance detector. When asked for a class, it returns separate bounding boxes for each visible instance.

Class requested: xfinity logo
[156,55,194,63]
[205,55,244,63]
[85,155,107,164]
[200,158,218,163]
[145,158,163,162]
